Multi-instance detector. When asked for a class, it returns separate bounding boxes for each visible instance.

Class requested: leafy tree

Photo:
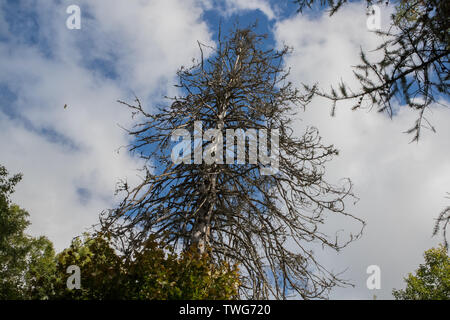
[393,245,450,300]
[0,164,238,300]
[101,25,364,299]
[46,234,240,300]
[0,164,56,299]
[47,234,122,299]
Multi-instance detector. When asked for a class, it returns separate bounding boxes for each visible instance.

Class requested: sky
[0,0,449,299]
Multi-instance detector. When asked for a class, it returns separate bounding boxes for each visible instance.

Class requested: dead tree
[101,26,364,299]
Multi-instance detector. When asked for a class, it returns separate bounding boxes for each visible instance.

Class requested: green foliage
[393,245,450,300]
[0,164,240,300]
[46,234,240,300]
[394,0,423,24]
[0,165,56,299]
[48,234,124,299]
[127,239,240,300]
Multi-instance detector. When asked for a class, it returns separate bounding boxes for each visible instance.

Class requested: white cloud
[0,0,213,251]
[275,3,450,298]
[218,0,276,20]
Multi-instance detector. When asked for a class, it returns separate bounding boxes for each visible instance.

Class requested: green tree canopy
[46,234,240,300]
[393,245,450,300]
[0,164,239,300]
[0,164,56,299]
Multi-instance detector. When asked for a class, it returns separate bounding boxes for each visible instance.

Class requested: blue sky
[0,0,449,299]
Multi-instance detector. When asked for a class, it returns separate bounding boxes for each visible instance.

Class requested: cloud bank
[0,0,212,251]
[274,3,450,298]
